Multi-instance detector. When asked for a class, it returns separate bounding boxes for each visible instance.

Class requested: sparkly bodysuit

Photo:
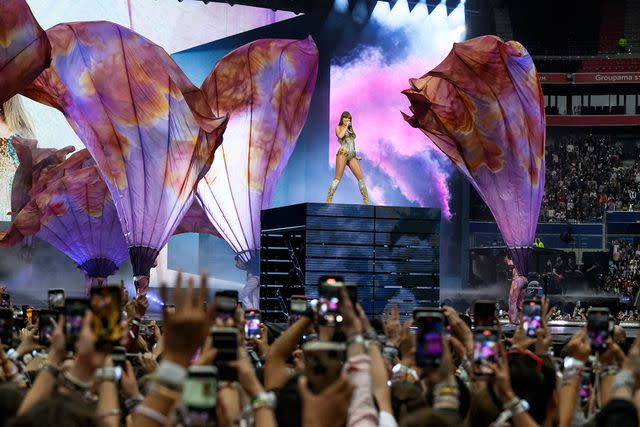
[337,128,356,161]
[0,136,18,221]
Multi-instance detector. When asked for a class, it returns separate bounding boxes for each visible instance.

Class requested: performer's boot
[326,179,340,203]
[358,179,369,205]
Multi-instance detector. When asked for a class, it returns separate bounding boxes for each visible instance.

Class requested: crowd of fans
[596,240,640,299]
[471,133,640,223]
[0,277,640,427]
[540,134,634,223]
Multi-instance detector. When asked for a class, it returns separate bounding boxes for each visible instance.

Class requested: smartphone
[0,308,13,344]
[183,365,218,427]
[0,292,10,308]
[473,328,499,376]
[89,286,123,350]
[128,318,141,349]
[415,311,444,368]
[211,327,238,381]
[64,298,89,351]
[587,307,611,352]
[345,283,358,305]
[244,309,261,340]
[317,276,344,327]
[473,300,497,327]
[48,288,65,310]
[112,346,126,368]
[522,299,542,338]
[214,292,237,322]
[289,295,307,324]
[39,310,57,346]
[302,341,346,394]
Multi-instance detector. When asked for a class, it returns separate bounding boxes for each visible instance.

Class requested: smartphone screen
[473,328,498,376]
[415,313,443,367]
[39,310,57,346]
[289,297,307,324]
[473,300,497,327]
[112,346,126,368]
[0,292,10,308]
[522,300,542,338]
[587,308,610,351]
[0,308,13,344]
[244,310,261,339]
[48,288,65,309]
[64,298,88,351]
[90,286,122,350]
[211,327,238,382]
[183,366,218,426]
[214,296,237,321]
[318,278,343,327]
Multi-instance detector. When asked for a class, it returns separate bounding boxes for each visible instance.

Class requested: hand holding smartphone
[317,276,344,327]
[587,307,611,352]
[413,309,444,368]
[64,298,88,351]
[473,328,499,376]
[38,310,57,346]
[244,309,261,339]
[211,326,238,381]
[522,299,542,338]
[89,286,123,351]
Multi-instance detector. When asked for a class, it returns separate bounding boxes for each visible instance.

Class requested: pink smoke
[330,48,452,218]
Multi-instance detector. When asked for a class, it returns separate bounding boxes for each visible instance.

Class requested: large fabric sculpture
[11,138,75,218]
[0,0,51,104]
[196,37,319,308]
[0,150,128,286]
[20,21,228,280]
[402,35,545,320]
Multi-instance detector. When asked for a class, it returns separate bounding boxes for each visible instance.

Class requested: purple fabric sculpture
[196,37,319,307]
[402,35,546,277]
[1,150,128,284]
[0,0,51,104]
[21,21,228,278]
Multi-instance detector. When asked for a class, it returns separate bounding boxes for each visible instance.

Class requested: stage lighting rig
[191,0,330,15]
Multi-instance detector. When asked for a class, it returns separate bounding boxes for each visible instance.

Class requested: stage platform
[259,203,441,322]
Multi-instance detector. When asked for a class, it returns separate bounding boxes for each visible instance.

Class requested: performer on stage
[326,111,369,204]
[0,96,35,221]
[505,253,528,324]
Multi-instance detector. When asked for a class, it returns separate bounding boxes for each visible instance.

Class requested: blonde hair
[2,95,35,138]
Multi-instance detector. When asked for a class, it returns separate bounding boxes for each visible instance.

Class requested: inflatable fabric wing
[11,138,75,218]
[402,35,545,275]
[21,21,228,277]
[0,0,51,104]
[174,201,221,237]
[0,150,128,279]
[196,37,319,307]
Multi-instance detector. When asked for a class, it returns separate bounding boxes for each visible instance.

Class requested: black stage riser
[259,203,441,322]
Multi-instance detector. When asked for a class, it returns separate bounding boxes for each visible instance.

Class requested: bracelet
[391,363,419,381]
[41,360,61,378]
[611,369,635,394]
[154,360,187,391]
[134,404,169,425]
[346,334,365,348]
[62,371,93,390]
[125,395,144,412]
[601,365,620,377]
[97,409,121,419]
[460,356,472,371]
[494,399,530,427]
[502,396,520,411]
[251,391,277,410]
[433,382,459,397]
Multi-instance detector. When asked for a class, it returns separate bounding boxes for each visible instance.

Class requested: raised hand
[382,304,402,346]
[160,273,209,367]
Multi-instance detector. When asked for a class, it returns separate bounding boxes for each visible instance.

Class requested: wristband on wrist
[433,382,459,397]
[251,391,277,410]
[134,404,169,425]
[154,360,188,391]
[346,334,365,348]
[601,365,620,377]
[494,399,529,427]
[97,409,121,419]
[611,369,635,394]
